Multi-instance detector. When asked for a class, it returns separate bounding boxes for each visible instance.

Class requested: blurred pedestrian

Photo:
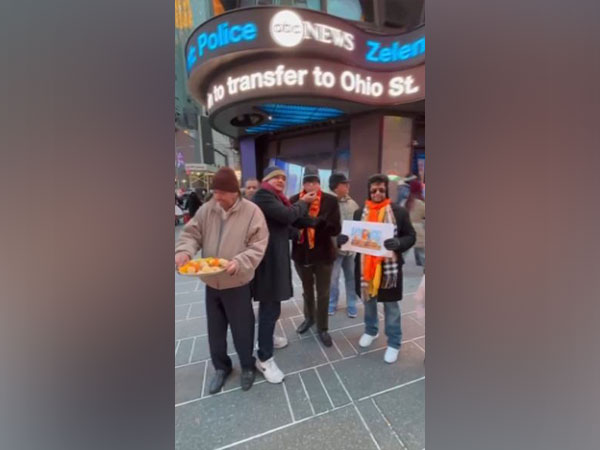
[290,166,341,348]
[186,187,203,218]
[405,179,425,267]
[396,174,417,207]
[251,166,316,383]
[243,178,259,200]
[328,172,360,318]
[339,174,415,363]
[175,167,269,394]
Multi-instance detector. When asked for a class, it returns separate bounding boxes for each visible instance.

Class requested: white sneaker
[255,357,285,383]
[358,333,379,348]
[384,347,399,364]
[273,335,288,349]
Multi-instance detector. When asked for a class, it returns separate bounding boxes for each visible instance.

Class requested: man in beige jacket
[175,167,269,394]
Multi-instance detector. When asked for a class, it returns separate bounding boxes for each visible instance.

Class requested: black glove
[309,217,324,228]
[383,238,401,251]
[336,234,349,247]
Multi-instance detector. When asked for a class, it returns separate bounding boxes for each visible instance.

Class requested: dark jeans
[364,300,402,349]
[257,301,281,362]
[294,262,333,332]
[206,284,256,371]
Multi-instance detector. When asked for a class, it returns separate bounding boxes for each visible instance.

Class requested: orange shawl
[298,190,322,249]
[362,199,391,282]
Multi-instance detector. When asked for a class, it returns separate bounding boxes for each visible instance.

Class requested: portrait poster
[340,220,395,258]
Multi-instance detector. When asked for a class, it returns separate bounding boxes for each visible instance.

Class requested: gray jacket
[335,194,360,256]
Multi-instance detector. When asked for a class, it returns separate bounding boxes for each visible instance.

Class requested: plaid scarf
[360,199,399,300]
[298,189,321,249]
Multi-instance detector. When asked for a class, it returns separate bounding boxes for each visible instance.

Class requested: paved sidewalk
[175,226,425,450]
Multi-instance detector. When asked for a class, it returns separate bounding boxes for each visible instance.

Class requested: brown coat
[175,197,269,290]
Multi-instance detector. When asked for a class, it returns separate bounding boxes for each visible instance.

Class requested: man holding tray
[175,167,269,394]
[339,174,416,364]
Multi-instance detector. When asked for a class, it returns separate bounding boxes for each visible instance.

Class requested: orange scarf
[362,199,391,282]
[298,189,322,249]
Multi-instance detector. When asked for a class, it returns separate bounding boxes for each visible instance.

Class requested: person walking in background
[174,167,269,394]
[290,166,341,348]
[396,174,417,207]
[251,166,316,383]
[328,172,360,318]
[340,174,415,363]
[243,178,259,200]
[186,187,203,218]
[405,178,426,268]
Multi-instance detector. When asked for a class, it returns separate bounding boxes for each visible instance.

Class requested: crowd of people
[175,165,425,394]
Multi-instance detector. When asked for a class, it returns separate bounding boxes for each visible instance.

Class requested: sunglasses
[370,188,386,194]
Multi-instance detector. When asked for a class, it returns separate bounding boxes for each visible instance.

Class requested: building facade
[183,0,425,201]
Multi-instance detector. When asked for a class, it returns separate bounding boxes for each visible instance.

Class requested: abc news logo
[270,10,354,51]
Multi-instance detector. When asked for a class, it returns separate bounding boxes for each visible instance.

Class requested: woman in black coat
[251,167,315,382]
[186,188,203,218]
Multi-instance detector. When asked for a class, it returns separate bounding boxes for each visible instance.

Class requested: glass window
[384,0,424,30]
[332,128,350,176]
[223,0,322,11]
[264,131,337,197]
[279,0,322,11]
[327,0,373,22]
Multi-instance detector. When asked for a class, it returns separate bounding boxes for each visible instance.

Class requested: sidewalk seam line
[201,360,208,398]
[341,330,359,355]
[212,404,351,450]
[298,372,316,416]
[314,367,335,409]
[357,376,425,402]
[282,381,296,423]
[371,397,407,450]
[188,337,197,365]
[173,335,425,369]
[353,403,382,450]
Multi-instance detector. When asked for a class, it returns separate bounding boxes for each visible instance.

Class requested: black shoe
[241,368,256,391]
[318,331,333,347]
[208,369,232,395]
[296,318,314,334]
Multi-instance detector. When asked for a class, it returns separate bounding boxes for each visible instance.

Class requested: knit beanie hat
[211,167,239,193]
[263,166,286,182]
[303,165,320,183]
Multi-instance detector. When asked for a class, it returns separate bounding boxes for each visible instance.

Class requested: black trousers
[257,301,281,362]
[294,262,333,332]
[206,284,256,371]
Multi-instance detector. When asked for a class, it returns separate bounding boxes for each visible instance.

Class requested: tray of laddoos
[178,257,229,277]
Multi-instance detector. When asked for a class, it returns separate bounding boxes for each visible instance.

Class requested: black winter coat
[353,203,416,302]
[252,188,309,303]
[289,191,341,265]
[186,192,202,218]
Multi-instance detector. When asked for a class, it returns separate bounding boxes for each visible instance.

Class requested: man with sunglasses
[339,174,416,363]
